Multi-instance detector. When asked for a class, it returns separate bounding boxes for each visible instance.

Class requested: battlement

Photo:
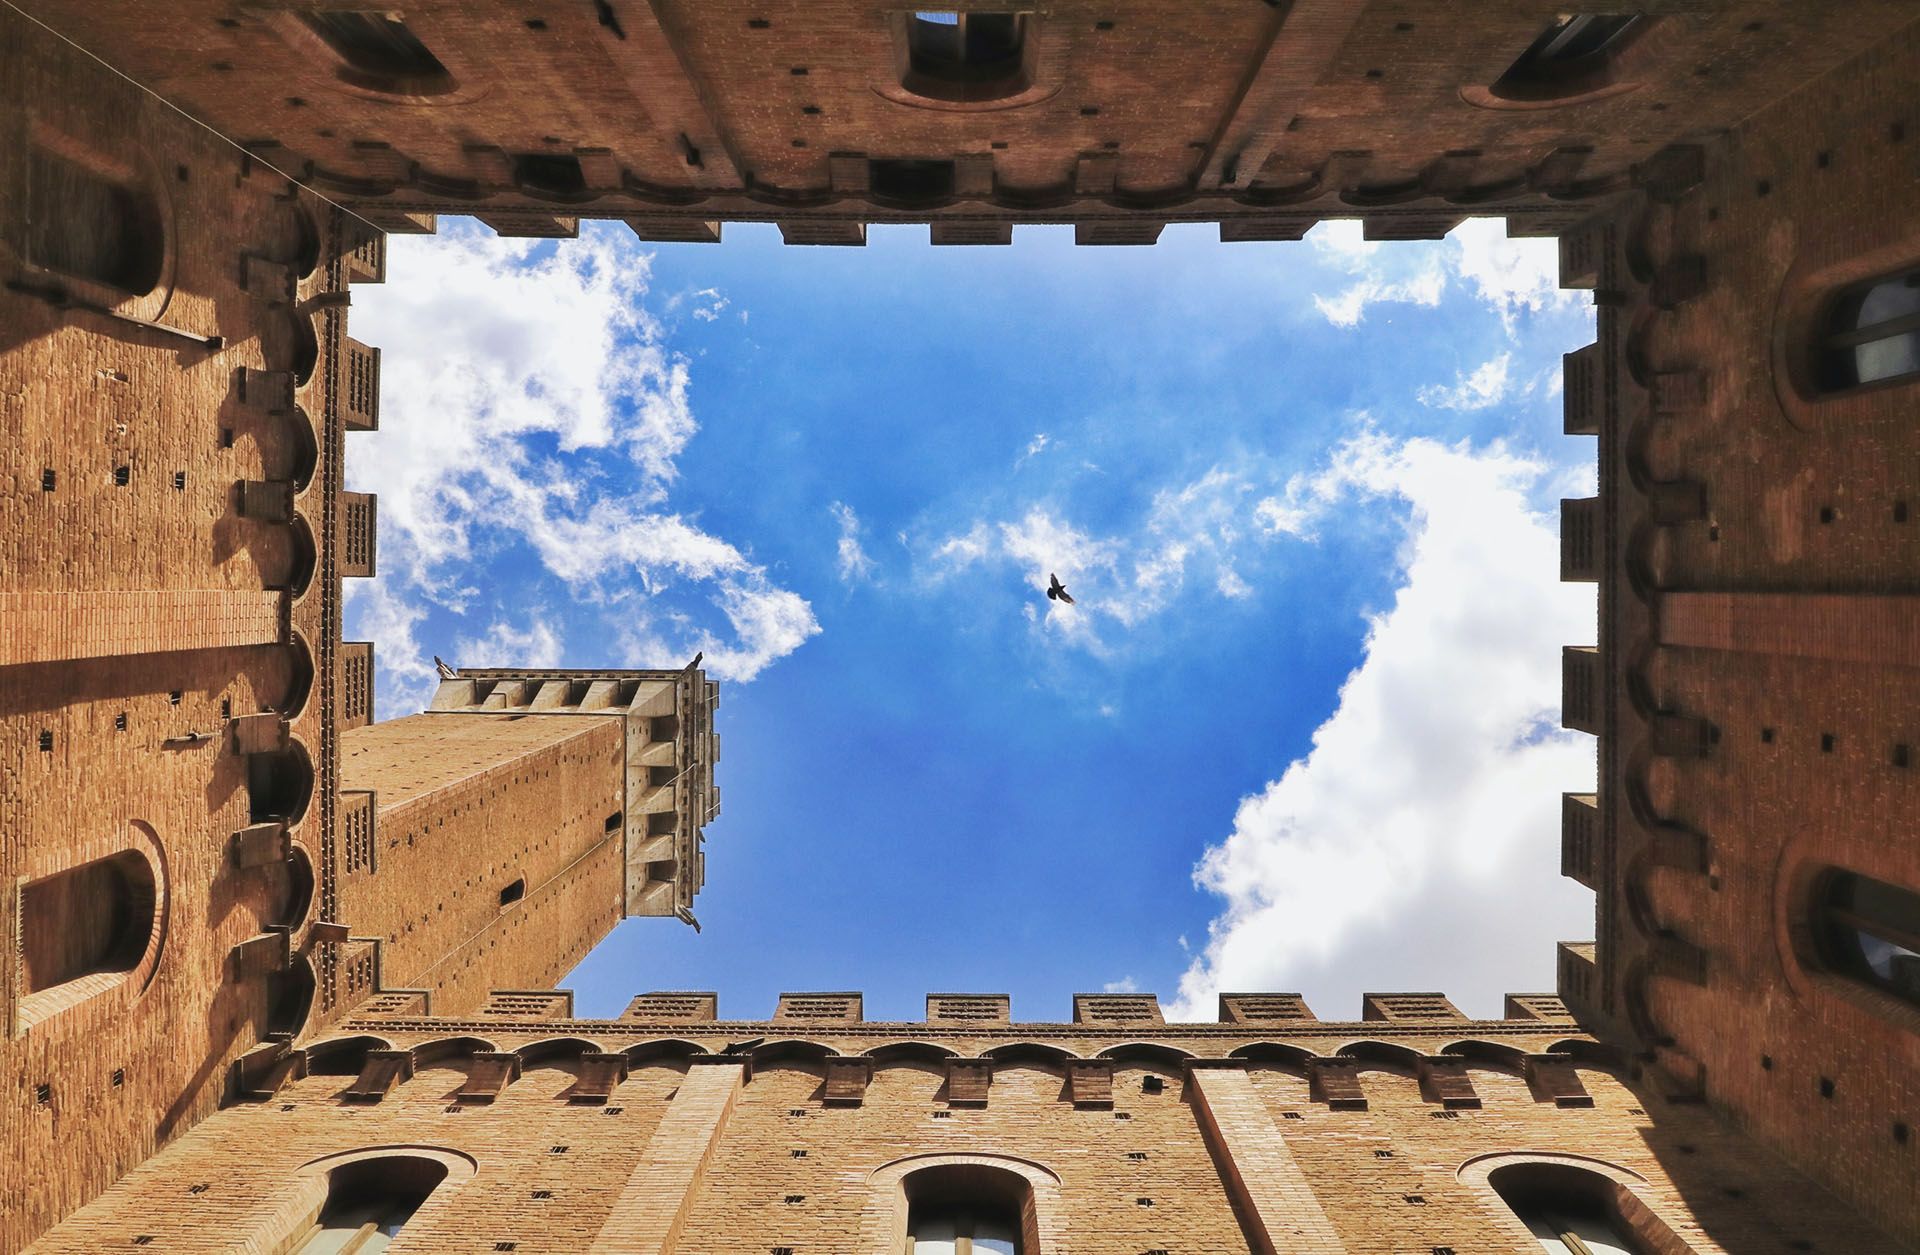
[376,987,1579,1029]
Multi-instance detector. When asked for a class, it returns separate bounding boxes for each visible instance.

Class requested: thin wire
[1,0,386,237]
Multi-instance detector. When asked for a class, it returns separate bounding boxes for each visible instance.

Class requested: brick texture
[1561,12,1920,1242]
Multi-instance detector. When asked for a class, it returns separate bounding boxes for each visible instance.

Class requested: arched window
[22,148,163,294]
[18,851,158,1014]
[296,11,456,97]
[1490,1163,1647,1255]
[901,11,1031,104]
[291,1155,448,1253]
[1488,13,1646,103]
[1819,268,1920,390]
[1814,871,1920,1008]
[902,1163,1029,1254]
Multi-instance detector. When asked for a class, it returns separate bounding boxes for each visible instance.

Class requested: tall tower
[331,665,718,1019]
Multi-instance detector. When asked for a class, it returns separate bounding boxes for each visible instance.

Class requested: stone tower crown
[427,664,720,920]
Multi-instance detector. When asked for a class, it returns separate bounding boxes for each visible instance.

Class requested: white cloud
[1308,218,1582,335]
[1417,352,1513,411]
[342,579,437,711]
[1171,424,1597,1021]
[1450,218,1581,336]
[688,287,730,322]
[1102,976,1141,994]
[1017,433,1051,465]
[929,522,993,570]
[700,579,821,682]
[1310,221,1447,328]
[344,221,817,711]
[831,501,877,584]
[455,616,564,670]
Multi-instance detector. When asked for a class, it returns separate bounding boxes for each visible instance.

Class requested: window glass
[904,10,1028,96]
[907,1205,1019,1254]
[972,1219,1018,1255]
[1824,271,1920,389]
[1492,1166,1642,1255]
[1820,871,1920,1005]
[1521,14,1642,66]
[1489,12,1645,101]
[909,1214,959,1255]
[1855,274,1920,325]
[1852,333,1920,386]
[1522,1206,1637,1254]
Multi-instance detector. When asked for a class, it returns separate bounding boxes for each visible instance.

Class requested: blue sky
[346,217,1598,1024]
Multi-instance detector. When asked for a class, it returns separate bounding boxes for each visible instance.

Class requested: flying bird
[434,655,457,680]
[1046,573,1075,605]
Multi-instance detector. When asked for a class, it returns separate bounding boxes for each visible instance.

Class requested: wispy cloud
[688,287,730,322]
[1309,221,1447,328]
[1017,433,1051,465]
[455,616,564,670]
[1417,352,1513,411]
[341,579,435,710]
[344,221,817,712]
[923,463,1270,651]
[831,501,877,584]
[1171,423,1596,1020]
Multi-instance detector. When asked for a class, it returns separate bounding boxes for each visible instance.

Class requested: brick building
[3,0,1917,1250]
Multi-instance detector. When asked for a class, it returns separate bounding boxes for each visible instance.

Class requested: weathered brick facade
[1554,12,1920,1244]
[5,0,1920,1250]
[29,996,1912,1253]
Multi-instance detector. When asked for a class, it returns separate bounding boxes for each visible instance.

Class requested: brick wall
[336,713,627,1017]
[0,5,360,1246]
[32,1015,1909,1252]
[1568,14,1920,1241]
[18,2,1920,241]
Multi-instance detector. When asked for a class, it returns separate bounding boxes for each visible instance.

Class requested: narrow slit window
[1819,267,1920,390]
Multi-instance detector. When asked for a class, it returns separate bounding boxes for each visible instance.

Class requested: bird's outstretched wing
[1048,574,1075,605]
[1057,589,1075,605]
